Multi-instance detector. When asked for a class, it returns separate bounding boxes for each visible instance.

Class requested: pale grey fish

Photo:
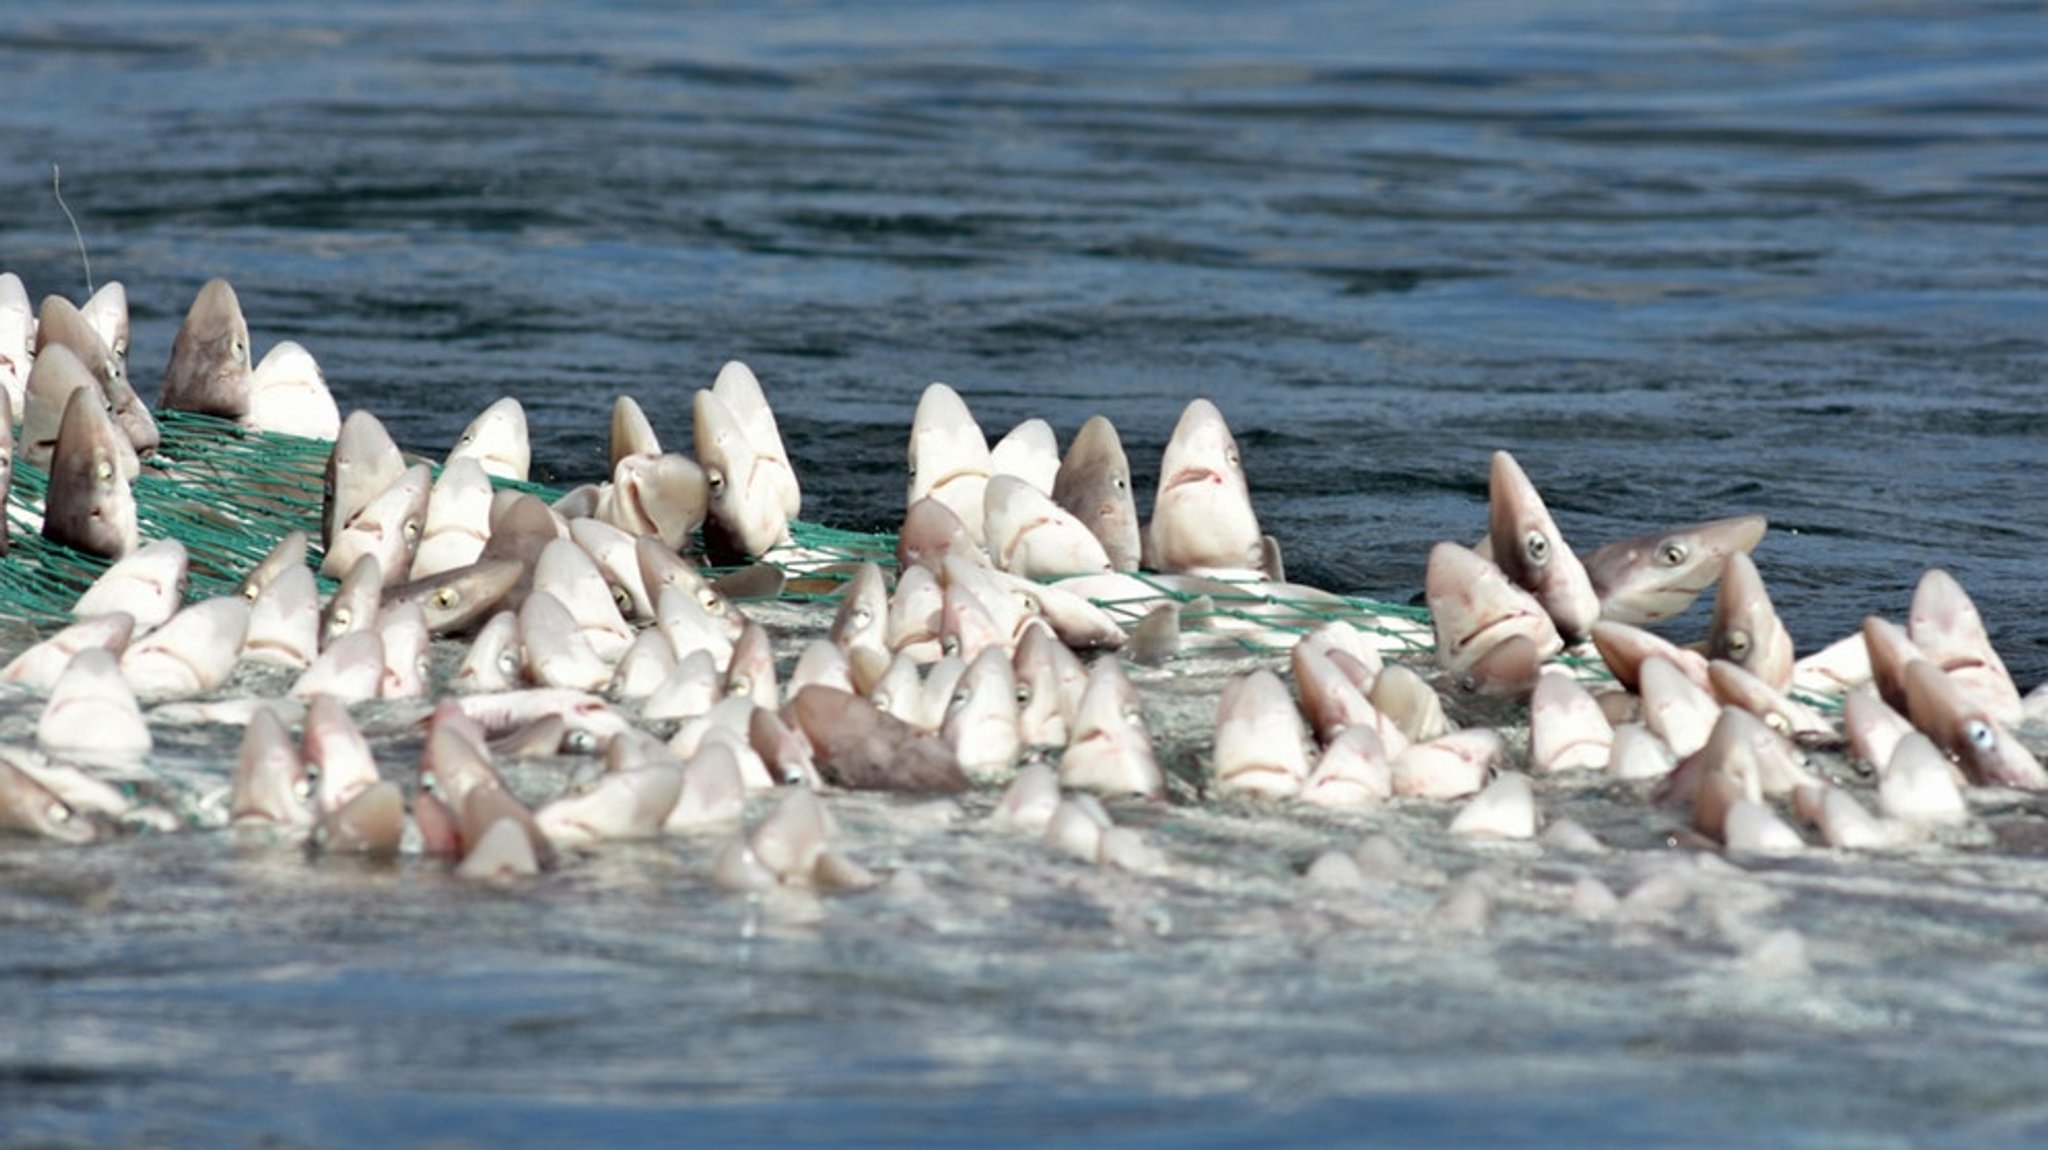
[1450,633,1545,700]
[597,452,707,552]
[887,563,945,663]
[636,534,744,642]
[1860,615,1922,717]
[37,647,151,762]
[531,537,634,662]
[1127,602,1180,667]
[382,558,522,637]
[159,278,254,419]
[1052,415,1142,573]
[242,562,321,669]
[1791,629,1872,698]
[992,569,1126,651]
[1637,656,1720,760]
[915,655,969,735]
[1059,655,1163,798]
[669,701,774,788]
[1656,708,1765,843]
[716,787,832,889]
[320,462,430,581]
[990,418,1060,496]
[322,409,405,553]
[520,590,612,693]
[694,387,790,561]
[452,610,523,694]
[322,554,384,648]
[1705,552,1794,691]
[642,647,724,724]
[0,271,34,414]
[23,342,121,472]
[489,714,575,759]
[1587,619,1710,694]
[566,517,653,622]
[535,765,684,847]
[1608,723,1676,782]
[36,294,157,458]
[1015,619,1086,740]
[1843,684,1912,774]
[1390,728,1502,800]
[828,561,890,666]
[1706,659,1834,741]
[479,492,568,611]
[2,611,134,693]
[1369,663,1452,745]
[725,619,779,711]
[43,385,139,559]
[1901,659,2045,790]
[1487,451,1598,642]
[711,360,801,522]
[786,638,855,698]
[1425,541,1561,677]
[1907,568,2023,728]
[866,650,927,730]
[302,696,404,855]
[1290,639,1381,745]
[239,530,306,603]
[3,747,131,828]
[458,784,556,873]
[248,341,340,440]
[289,629,385,703]
[610,394,661,468]
[1540,662,1613,769]
[0,758,97,844]
[712,562,786,601]
[664,742,747,832]
[421,702,502,806]
[1143,398,1262,574]
[939,580,1007,667]
[313,781,405,856]
[785,685,970,793]
[897,496,983,575]
[1879,732,1971,827]
[119,596,250,701]
[1583,514,1768,627]
[904,382,992,544]
[74,537,188,631]
[79,281,128,372]
[655,583,736,670]
[375,600,431,699]
[229,706,313,828]
[1301,726,1394,810]
[749,705,821,789]
[940,554,1035,649]
[612,629,678,700]
[1447,772,1539,840]
[1044,791,1113,864]
[991,761,1063,834]
[1211,668,1312,799]
[942,645,1023,784]
[984,474,1113,580]
[454,817,541,879]
[446,396,530,482]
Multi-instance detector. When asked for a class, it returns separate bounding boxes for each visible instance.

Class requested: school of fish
[3,271,2046,911]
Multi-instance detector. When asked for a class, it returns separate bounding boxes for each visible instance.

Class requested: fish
[1705,552,1794,691]
[322,554,384,648]
[37,647,152,763]
[229,706,313,829]
[247,341,340,440]
[1582,514,1767,626]
[1059,655,1163,798]
[43,385,139,559]
[710,361,801,522]
[0,388,11,555]
[119,596,251,700]
[446,396,530,482]
[610,394,661,466]
[531,538,634,662]
[2,612,135,693]
[320,462,430,581]
[0,272,35,413]
[941,646,1023,784]
[302,695,403,855]
[1486,451,1598,642]
[383,558,523,637]
[74,537,189,631]
[0,757,98,844]
[1300,727,1394,810]
[905,382,993,544]
[241,563,321,668]
[1143,398,1262,574]
[159,278,254,419]
[1052,415,1142,573]
[23,342,128,473]
[983,474,1114,579]
[1907,568,2024,729]
[597,451,707,551]
[36,294,157,458]
[1211,668,1313,799]
[991,418,1060,495]
[535,766,684,847]
[1425,541,1562,676]
[1528,667,1614,773]
[694,386,791,560]
[323,410,407,552]
[79,281,128,374]
[1900,659,2045,790]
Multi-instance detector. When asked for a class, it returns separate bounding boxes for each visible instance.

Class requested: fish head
[694,388,788,559]
[1426,541,1561,675]
[1052,415,1141,572]
[1706,552,1794,689]
[447,396,530,482]
[1486,451,1598,641]
[43,385,139,559]
[1584,514,1767,626]
[905,382,992,539]
[160,278,253,418]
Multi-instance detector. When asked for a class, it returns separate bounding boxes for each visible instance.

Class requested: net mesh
[7,411,1826,704]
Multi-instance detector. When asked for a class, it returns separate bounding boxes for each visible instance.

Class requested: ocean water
[3,1,2048,1145]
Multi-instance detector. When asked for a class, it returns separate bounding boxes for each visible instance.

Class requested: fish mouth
[1162,466,1223,492]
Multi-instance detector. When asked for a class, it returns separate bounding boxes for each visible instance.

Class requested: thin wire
[52,163,94,297]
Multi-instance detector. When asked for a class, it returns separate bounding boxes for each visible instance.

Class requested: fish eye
[728,674,752,695]
[48,802,70,823]
[497,647,521,675]
[565,731,597,754]
[403,518,421,544]
[941,634,961,656]
[95,461,113,482]
[949,687,970,713]
[1522,531,1550,565]
[328,608,352,632]
[872,690,891,709]
[1725,630,1751,658]
[1225,448,1240,468]
[611,585,631,610]
[1657,541,1688,566]
[697,589,724,615]
[1015,683,1032,706]
[432,586,459,609]
[706,468,727,493]
[1112,473,1127,491]
[1016,592,1040,614]
[849,606,872,629]
[241,581,262,602]
[1966,719,1997,751]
